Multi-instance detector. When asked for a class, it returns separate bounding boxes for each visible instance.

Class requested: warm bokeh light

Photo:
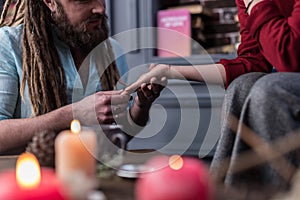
[168,155,183,170]
[16,153,41,189]
[71,119,81,134]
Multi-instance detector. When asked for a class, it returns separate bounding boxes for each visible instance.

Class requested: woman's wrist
[167,64,176,79]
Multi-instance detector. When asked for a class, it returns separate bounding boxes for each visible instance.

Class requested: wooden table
[0,155,18,172]
[97,150,162,200]
[98,176,135,200]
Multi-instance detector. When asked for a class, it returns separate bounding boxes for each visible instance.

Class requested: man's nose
[92,0,105,14]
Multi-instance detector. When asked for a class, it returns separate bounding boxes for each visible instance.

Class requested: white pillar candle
[55,120,97,198]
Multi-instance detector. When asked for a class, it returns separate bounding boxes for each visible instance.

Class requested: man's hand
[134,76,167,109]
[123,64,168,128]
[72,90,131,125]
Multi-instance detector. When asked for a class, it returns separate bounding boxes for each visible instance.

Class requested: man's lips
[88,19,101,24]
[87,15,102,23]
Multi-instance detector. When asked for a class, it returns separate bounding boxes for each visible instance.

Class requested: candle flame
[16,153,41,189]
[169,155,183,170]
[71,119,81,134]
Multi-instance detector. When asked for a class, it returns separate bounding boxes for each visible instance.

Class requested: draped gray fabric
[210,72,300,190]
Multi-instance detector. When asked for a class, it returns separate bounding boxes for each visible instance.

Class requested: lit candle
[55,120,97,197]
[0,153,68,200]
[135,155,214,200]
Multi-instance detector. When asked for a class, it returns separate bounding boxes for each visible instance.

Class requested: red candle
[135,155,214,200]
[0,153,69,200]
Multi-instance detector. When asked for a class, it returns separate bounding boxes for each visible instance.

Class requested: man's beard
[52,3,106,51]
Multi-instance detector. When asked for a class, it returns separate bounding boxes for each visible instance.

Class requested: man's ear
[43,0,57,12]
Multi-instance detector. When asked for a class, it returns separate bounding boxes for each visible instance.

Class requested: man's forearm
[0,104,73,152]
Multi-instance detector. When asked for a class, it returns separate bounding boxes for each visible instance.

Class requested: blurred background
[104,0,240,159]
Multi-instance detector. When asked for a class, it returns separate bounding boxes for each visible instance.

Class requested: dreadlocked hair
[0,0,24,27]
[21,0,67,116]
[9,0,120,116]
[98,14,120,91]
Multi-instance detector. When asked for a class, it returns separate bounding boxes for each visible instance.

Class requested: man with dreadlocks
[0,0,165,154]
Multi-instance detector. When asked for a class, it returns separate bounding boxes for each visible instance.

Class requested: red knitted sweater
[219,0,299,87]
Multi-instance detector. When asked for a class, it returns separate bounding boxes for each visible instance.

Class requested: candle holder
[100,124,130,150]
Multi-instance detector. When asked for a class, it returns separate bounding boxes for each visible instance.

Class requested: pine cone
[26,130,57,168]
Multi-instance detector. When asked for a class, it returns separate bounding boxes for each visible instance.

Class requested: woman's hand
[123,64,170,95]
[73,90,131,125]
[125,65,168,127]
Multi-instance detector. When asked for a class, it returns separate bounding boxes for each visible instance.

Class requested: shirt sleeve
[0,27,20,120]
[218,0,273,88]
[246,0,300,72]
